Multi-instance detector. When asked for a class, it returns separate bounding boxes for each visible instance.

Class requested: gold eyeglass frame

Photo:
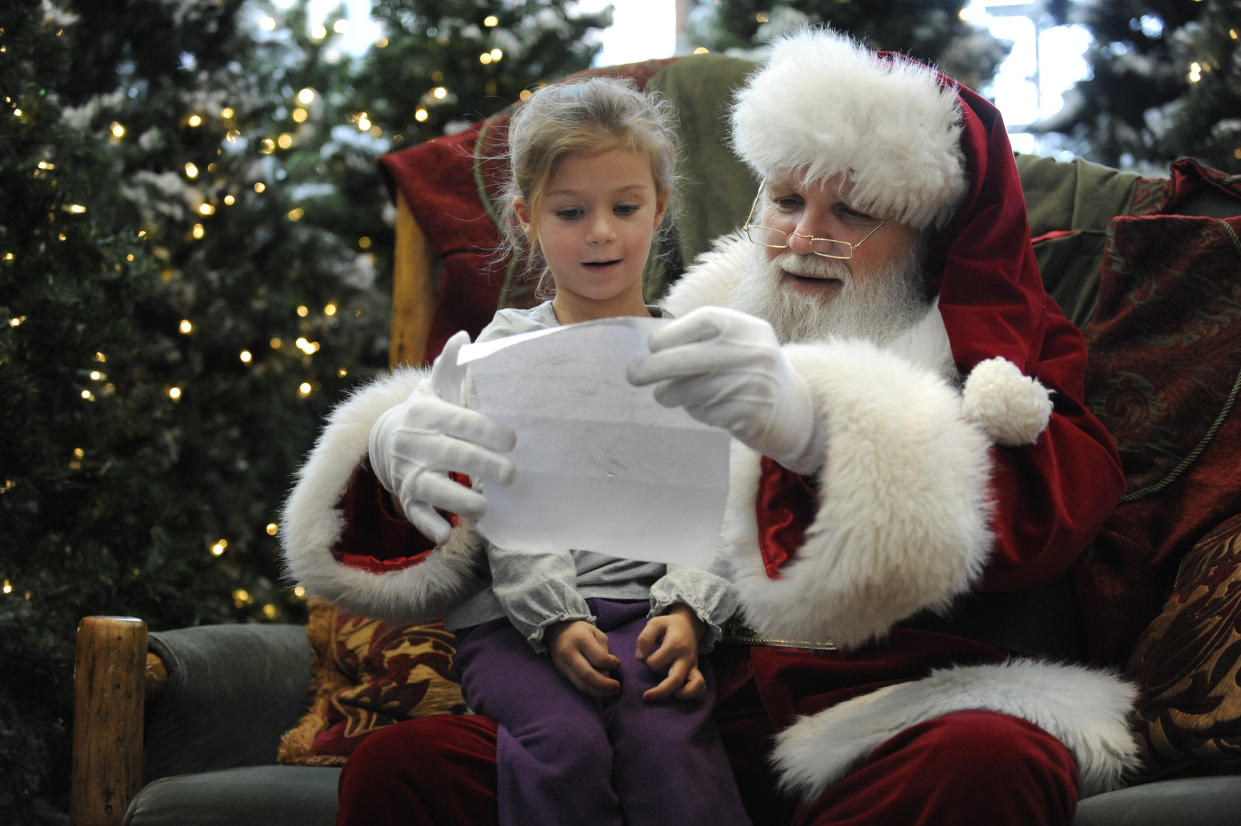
[742,186,888,260]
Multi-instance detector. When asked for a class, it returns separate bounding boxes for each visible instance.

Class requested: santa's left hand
[627,306,826,474]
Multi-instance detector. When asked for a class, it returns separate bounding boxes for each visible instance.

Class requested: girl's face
[515,148,668,324]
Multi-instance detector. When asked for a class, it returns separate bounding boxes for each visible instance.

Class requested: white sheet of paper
[458,316,730,567]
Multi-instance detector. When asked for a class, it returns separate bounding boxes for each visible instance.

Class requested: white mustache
[772,251,851,280]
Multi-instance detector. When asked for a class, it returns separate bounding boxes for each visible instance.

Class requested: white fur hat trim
[731,28,966,230]
[962,356,1053,446]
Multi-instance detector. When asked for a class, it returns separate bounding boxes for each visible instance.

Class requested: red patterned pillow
[1074,212,1241,665]
[278,600,468,765]
[1127,513,1241,777]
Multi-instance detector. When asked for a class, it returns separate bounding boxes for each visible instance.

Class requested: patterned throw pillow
[278,600,468,765]
[1126,513,1241,777]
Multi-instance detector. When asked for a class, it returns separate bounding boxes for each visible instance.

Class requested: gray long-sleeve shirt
[442,301,739,653]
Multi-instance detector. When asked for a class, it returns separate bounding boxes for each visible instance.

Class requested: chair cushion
[278,600,467,765]
[124,765,339,826]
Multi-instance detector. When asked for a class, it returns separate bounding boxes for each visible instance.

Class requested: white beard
[727,240,929,346]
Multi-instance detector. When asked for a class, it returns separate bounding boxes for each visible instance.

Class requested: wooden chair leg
[71,616,147,826]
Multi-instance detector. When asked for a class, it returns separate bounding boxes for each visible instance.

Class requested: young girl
[440,76,751,826]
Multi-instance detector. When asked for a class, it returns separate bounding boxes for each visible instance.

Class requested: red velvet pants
[338,640,1080,825]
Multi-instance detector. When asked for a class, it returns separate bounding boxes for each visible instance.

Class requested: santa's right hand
[368,339,516,545]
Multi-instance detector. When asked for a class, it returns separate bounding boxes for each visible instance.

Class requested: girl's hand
[635,604,707,702]
[546,620,621,698]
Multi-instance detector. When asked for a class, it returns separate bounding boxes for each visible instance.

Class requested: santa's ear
[962,357,1053,446]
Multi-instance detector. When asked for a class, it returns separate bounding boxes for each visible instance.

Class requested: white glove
[368,331,516,545]
[627,306,826,474]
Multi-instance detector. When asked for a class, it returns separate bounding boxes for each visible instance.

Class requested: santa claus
[283,26,1138,825]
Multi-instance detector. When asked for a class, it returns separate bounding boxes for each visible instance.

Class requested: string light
[262,604,278,619]
[296,305,309,317]
[324,302,338,317]
[239,349,253,364]
[266,523,279,536]
[179,319,194,334]
[484,15,498,26]
[211,538,229,556]
[232,588,253,608]
[287,207,304,221]
[191,223,205,239]
[277,133,293,149]
[221,106,235,119]
[64,203,86,214]
[298,382,313,396]
[414,106,429,122]
[2,581,11,595]
[293,585,307,598]
[168,386,182,401]
[9,315,25,327]
[185,162,199,178]
[253,182,266,193]
[110,122,126,138]
[431,86,447,100]
[292,107,308,123]
[259,15,276,31]
[310,23,327,41]
[187,113,202,127]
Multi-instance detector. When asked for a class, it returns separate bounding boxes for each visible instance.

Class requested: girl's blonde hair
[499,75,680,295]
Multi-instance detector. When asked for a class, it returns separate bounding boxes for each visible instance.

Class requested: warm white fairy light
[266,522,279,536]
[110,122,126,138]
[298,382,313,397]
[253,182,266,193]
[80,389,94,401]
[9,315,25,327]
[292,107,308,123]
[239,349,253,364]
[192,223,205,239]
[2,581,11,595]
[184,162,199,178]
[168,386,182,401]
[211,538,229,556]
[259,15,276,31]
[221,106,235,119]
[223,194,235,206]
[323,302,338,317]
[431,86,447,100]
[179,319,193,334]
[310,23,327,41]
[484,14,498,26]
[296,305,309,317]
[65,203,86,214]
[414,106,429,122]
[187,113,202,127]
[287,207,304,222]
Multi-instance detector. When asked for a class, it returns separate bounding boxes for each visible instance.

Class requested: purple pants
[454,599,752,826]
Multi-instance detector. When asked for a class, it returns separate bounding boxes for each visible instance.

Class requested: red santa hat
[731,27,1072,446]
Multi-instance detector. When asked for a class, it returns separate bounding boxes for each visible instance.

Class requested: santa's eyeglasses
[742,187,888,260]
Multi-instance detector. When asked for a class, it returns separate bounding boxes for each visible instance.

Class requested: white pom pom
[962,357,1053,446]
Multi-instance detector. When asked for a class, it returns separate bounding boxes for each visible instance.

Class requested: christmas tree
[682,0,1009,93]
[1010,0,1240,173]
[0,1,607,821]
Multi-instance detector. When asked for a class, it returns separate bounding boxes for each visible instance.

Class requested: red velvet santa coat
[282,256,1137,804]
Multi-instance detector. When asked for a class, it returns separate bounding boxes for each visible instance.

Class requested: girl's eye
[554,207,583,220]
[613,203,640,216]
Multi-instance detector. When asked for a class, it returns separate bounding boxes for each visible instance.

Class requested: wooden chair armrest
[389,189,438,370]
[71,615,156,826]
